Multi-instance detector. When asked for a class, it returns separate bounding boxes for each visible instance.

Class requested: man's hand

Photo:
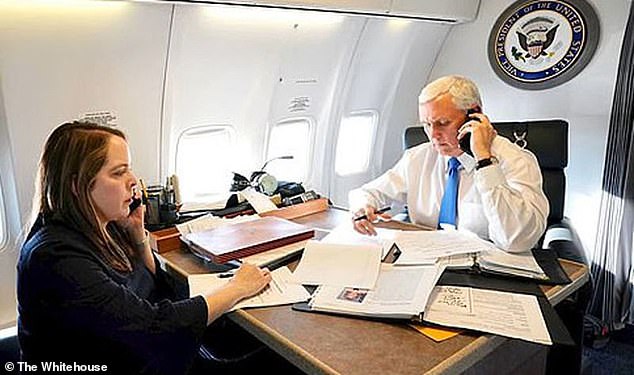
[458,112,497,160]
[351,205,391,236]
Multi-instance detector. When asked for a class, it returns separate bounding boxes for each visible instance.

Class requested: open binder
[428,269,575,346]
[441,248,571,285]
[293,245,574,345]
[298,264,441,321]
[294,267,574,346]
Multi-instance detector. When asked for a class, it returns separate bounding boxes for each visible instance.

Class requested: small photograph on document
[337,288,369,303]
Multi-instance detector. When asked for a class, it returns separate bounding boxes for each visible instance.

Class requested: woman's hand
[118,192,146,244]
[204,263,272,324]
[228,263,272,299]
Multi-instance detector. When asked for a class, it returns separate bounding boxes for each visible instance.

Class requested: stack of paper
[189,267,310,311]
[392,230,492,265]
[291,240,382,288]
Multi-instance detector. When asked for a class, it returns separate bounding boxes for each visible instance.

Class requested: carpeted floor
[583,325,634,375]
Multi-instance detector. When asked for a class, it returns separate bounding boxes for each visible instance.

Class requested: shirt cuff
[348,189,377,213]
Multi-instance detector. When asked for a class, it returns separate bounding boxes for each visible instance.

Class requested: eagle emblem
[515,16,559,60]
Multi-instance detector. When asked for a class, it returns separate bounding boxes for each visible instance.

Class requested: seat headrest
[404,119,568,170]
[493,120,568,169]
[403,119,569,223]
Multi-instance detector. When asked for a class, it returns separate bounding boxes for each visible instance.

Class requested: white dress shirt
[348,136,549,252]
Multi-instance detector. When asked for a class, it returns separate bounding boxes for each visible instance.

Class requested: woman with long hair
[17,121,271,374]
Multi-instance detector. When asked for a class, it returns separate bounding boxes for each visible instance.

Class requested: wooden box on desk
[149,197,329,254]
[149,227,181,254]
[261,197,329,220]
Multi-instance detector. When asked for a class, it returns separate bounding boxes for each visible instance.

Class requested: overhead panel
[177,0,480,22]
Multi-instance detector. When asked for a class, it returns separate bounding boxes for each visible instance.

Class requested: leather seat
[404,119,591,374]
[404,119,586,264]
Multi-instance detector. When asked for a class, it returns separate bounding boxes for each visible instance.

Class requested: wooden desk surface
[159,207,589,375]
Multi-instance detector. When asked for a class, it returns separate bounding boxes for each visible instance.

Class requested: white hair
[418,75,482,110]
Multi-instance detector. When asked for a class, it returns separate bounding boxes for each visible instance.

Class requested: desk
[159,207,589,375]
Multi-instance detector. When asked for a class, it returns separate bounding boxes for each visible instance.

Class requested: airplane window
[265,119,311,183]
[335,111,378,176]
[175,125,236,202]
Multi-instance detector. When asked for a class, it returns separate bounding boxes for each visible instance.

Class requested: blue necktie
[438,157,461,228]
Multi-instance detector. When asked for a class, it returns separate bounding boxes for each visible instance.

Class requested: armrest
[541,218,588,266]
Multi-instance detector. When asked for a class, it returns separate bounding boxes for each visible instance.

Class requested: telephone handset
[129,197,142,214]
[458,108,481,157]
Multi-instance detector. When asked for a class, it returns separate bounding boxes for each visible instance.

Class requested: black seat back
[403,120,568,225]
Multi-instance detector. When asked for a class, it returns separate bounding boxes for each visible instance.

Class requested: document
[321,223,395,243]
[320,223,397,258]
[291,240,382,288]
[393,230,495,265]
[188,267,310,312]
[240,187,278,213]
[179,193,234,213]
[423,285,552,345]
[307,263,443,319]
[176,213,258,236]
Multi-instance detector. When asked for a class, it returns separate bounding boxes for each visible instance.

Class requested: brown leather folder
[185,216,315,264]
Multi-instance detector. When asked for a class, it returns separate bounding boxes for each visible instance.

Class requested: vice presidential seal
[488,0,599,90]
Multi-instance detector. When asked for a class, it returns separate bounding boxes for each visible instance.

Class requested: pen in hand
[353,206,391,221]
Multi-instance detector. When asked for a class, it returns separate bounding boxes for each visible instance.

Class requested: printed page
[310,264,443,317]
[188,267,310,311]
[424,286,552,345]
[394,230,493,265]
[291,240,382,288]
[320,222,396,246]
[320,222,398,260]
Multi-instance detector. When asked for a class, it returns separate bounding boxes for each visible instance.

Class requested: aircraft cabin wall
[426,0,629,260]
[0,1,172,328]
[0,1,456,328]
